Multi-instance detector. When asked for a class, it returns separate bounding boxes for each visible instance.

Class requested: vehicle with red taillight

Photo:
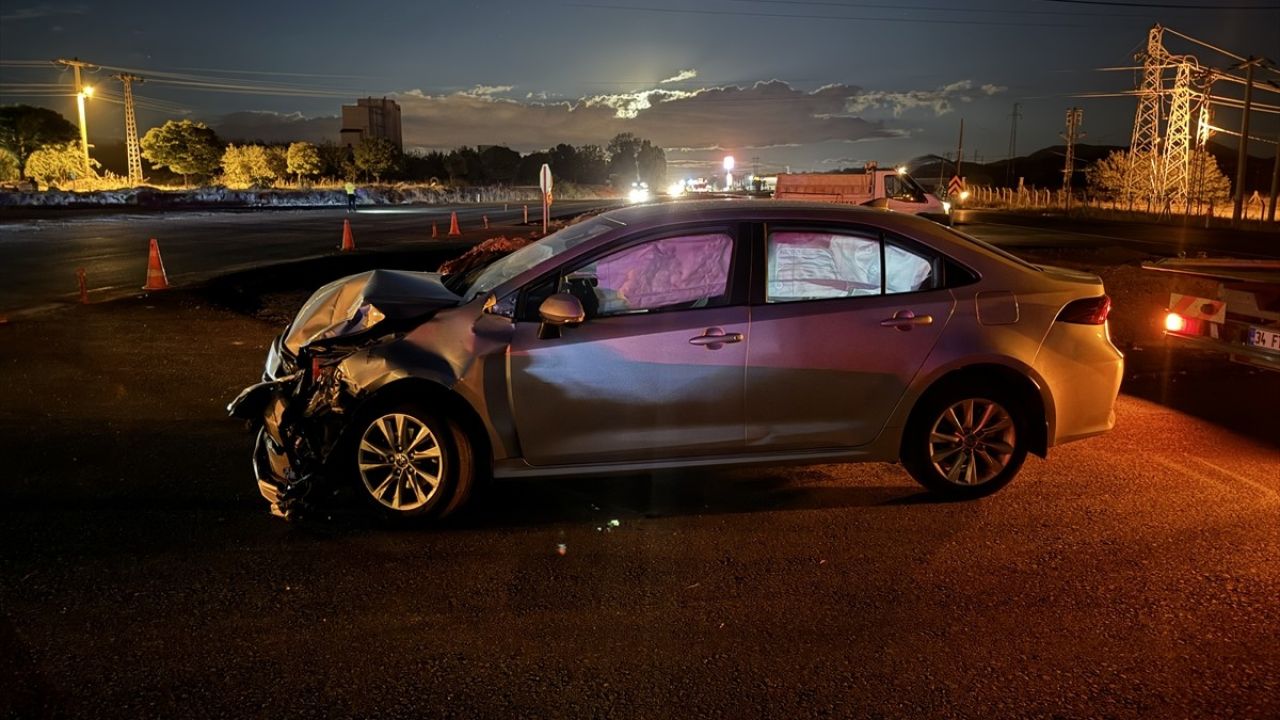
[1142,258,1280,373]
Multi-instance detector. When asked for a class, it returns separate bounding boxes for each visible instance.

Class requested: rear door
[744,222,957,451]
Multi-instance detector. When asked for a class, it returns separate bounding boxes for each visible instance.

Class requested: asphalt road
[1,285,1277,718]
[0,200,614,314]
[3,203,1277,317]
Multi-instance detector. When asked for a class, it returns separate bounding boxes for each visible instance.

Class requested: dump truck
[1142,257,1280,372]
[773,163,951,225]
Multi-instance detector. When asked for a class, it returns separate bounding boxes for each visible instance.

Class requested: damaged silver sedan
[229,201,1123,521]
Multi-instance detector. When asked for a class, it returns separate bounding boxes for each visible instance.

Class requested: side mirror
[539,292,585,326]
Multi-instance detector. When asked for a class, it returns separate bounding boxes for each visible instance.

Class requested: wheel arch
[900,362,1052,458]
[355,377,495,476]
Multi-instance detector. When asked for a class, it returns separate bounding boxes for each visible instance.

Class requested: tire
[901,384,1029,499]
[345,399,475,522]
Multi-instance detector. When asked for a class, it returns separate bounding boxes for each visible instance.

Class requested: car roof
[597,198,942,234]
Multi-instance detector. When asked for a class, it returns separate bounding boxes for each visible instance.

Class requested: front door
[508,227,749,466]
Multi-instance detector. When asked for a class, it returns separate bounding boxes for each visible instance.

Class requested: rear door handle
[880,310,933,331]
[689,327,744,348]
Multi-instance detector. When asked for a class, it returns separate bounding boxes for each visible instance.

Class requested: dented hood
[283,269,461,354]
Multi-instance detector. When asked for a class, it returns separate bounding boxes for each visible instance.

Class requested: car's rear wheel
[347,401,473,521]
[902,386,1028,498]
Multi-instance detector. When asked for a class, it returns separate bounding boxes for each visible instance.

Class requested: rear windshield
[942,227,1041,271]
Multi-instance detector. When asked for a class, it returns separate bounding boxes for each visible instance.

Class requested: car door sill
[492,446,884,479]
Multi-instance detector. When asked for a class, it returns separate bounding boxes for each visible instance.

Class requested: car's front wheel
[902,386,1029,498]
[346,401,474,521]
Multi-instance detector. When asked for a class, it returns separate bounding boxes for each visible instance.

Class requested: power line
[1037,0,1279,9]
[564,2,1093,28]
[732,0,1154,17]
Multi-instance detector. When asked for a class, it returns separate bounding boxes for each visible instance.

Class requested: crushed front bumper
[229,370,339,519]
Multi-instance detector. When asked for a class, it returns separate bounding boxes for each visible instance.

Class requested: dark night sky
[1,0,1278,177]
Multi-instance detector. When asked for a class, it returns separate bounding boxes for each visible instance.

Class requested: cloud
[659,69,698,84]
[460,84,514,97]
[0,3,86,21]
[391,79,895,152]
[212,111,338,144]
[845,80,1007,117]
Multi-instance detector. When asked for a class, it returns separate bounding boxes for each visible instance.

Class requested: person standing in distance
[344,180,357,212]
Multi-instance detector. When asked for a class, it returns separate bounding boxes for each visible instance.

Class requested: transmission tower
[1006,102,1021,185]
[1128,25,1166,203]
[1163,57,1201,207]
[1062,108,1084,209]
[114,73,145,186]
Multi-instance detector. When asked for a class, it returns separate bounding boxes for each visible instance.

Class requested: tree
[286,142,323,184]
[264,146,288,183]
[140,120,222,185]
[576,144,609,184]
[0,148,19,182]
[24,141,95,187]
[0,105,79,179]
[479,145,520,184]
[401,150,447,183]
[316,141,352,179]
[220,144,282,187]
[607,132,641,185]
[548,143,579,182]
[636,140,667,187]
[444,146,481,184]
[353,136,396,182]
[1087,149,1231,206]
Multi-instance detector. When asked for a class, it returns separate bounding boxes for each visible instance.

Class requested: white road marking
[1188,457,1280,502]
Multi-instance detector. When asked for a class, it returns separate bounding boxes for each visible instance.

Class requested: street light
[76,84,94,168]
[723,155,735,190]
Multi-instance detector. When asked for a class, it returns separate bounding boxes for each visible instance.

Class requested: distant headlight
[628,187,651,203]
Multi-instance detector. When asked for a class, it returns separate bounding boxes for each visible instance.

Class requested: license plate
[1247,326,1280,352]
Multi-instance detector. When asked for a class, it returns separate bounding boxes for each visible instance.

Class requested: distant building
[340,97,402,152]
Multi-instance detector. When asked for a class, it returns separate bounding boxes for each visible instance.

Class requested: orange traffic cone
[142,238,169,290]
[432,222,438,238]
[341,219,355,251]
[448,211,461,236]
[483,215,489,230]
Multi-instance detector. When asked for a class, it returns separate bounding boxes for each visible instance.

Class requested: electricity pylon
[1164,57,1200,206]
[1128,25,1166,204]
[114,73,145,186]
[1062,107,1084,210]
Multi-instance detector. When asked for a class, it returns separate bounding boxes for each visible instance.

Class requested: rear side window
[766,229,938,303]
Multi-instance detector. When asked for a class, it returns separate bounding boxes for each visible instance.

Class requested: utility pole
[1129,25,1166,207]
[54,57,97,169]
[1062,107,1084,211]
[1232,57,1264,224]
[1269,129,1279,223]
[954,118,964,182]
[114,73,145,186]
[1006,102,1021,186]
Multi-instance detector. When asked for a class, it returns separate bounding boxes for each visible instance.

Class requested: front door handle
[689,327,744,349]
[880,310,933,331]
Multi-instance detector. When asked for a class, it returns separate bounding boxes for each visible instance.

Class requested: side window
[885,242,938,294]
[766,229,942,303]
[767,230,881,303]
[560,232,734,318]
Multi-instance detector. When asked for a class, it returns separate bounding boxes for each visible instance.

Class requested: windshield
[461,217,619,301]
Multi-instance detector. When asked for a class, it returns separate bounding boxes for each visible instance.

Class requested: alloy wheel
[927,398,1017,486]
[357,413,444,511]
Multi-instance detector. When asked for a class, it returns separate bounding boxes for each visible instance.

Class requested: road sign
[539,164,553,194]
[948,176,963,197]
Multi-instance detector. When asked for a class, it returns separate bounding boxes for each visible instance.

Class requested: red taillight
[1164,312,1187,333]
[1057,295,1111,325]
